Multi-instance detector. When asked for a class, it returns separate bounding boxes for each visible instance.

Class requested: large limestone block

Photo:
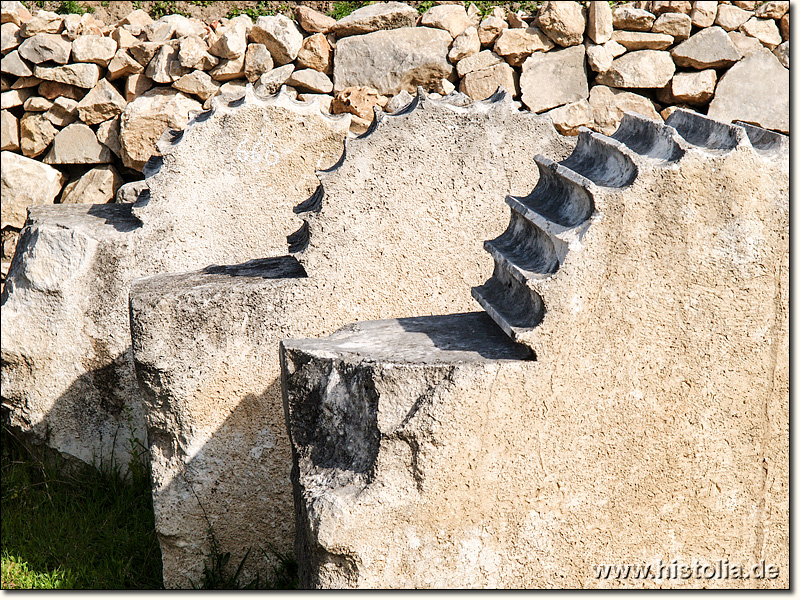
[520,45,588,113]
[250,14,303,64]
[75,78,127,126]
[595,49,675,88]
[126,91,573,588]
[333,27,455,95]
[119,87,201,171]
[535,0,586,47]
[0,150,65,228]
[295,34,331,74]
[671,26,742,68]
[612,5,656,30]
[329,1,417,37]
[43,122,113,164]
[17,32,71,64]
[1,1,32,26]
[611,30,674,50]
[708,49,788,133]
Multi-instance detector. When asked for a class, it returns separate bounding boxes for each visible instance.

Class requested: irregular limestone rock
[125,73,153,102]
[106,49,144,81]
[42,122,113,164]
[493,27,554,66]
[125,91,572,588]
[663,69,717,104]
[118,9,153,36]
[652,11,691,40]
[708,49,788,133]
[459,62,518,100]
[456,49,502,77]
[146,43,190,84]
[96,114,121,157]
[0,87,33,108]
[19,10,62,36]
[714,4,752,30]
[773,40,789,68]
[119,87,202,170]
[612,5,656,30]
[1,150,65,228]
[671,26,742,68]
[245,42,275,81]
[287,68,333,94]
[0,110,19,151]
[448,26,480,63]
[178,35,217,70]
[1,49,33,77]
[75,78,127,126]
[255,64,294,95]
[38,79,82,100]
[71,34,117,66]
[545,97,592,135]
[520,45,588,113]
[42,95,78,126]
[331,85,384,120]
[129,40,162,67]
[208,21,246,59]
[295,34,331,74]
[19,111,56,157]
[208,54,245,82]
[535,0,586,47]
[329,2,417,38]
[587,84,661,134]
[17,32,71,64]
[60,165,123,204]
[611,30,674,49]
[587,0,613,44]
[595,49,675,88]
[740,17,782,49]
[250,14,303,65]
[295,5,336,34]
[780,13,789,40]
[172,70,219,101]
[756,1,789,19]
[477,15,507,46]
[690,0,718,27]
[333,27,454,95]
[420,4,472,38]
[11,75,41,89]
[1,1,32,26]
[1,92,351,592]
[33,62,100,88]
[21,95,51,111]
[728,30,766,56]
[1,22,22,52]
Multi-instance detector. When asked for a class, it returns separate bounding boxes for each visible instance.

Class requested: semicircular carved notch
[611,112,685,163]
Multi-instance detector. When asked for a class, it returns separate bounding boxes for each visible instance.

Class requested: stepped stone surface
[329,2,418,38]
[0,92,350,577]
[333,27,454,95]
[1,150,65,228]
[290,112,787,588]
[126,90,572,588]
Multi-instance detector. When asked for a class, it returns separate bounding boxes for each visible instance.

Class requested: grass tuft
[328,1,374,20]
[54,1,94,14]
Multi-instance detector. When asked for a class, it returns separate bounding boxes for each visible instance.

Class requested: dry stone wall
[0,0,790,286]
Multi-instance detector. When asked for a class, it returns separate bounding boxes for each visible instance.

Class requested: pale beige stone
[691,0,719,27]
[208,21,246,59]
[520,45,588,112]
[459,62,518,100]
[295,5,336,33]
[1,49,33,77]
[111,26,139,50]
[755,1,789,19]
[648,0,692,14]
[60,165,123,204]
[588,84,661,134]
[10,75,41,89]
[209,54,245,82]
[536,0,586,46]
[1,1,32,27]
[477,15,507,46]
[780,13,788,40]
[117,9,153,36]
[177,35,218,70]
[19,111,56,157]
[144,19,175,43]
[587,0,613,43]
[124,73,153,102]
[612,5,656,30]
[96,114,121,157]
[106,49,144,81]
[43,96,78,127]
[61,13,104,41]
[43,122,113,164]
[1,21,21,52]
[652,11,692,39]
[250,14,303,65]
[19,10,62,36]
[585,41,615,72]
[544,97,592,135]
[595,49,675,88]
[715,4,752,30]
[297,92,333,113]
[0,110,19,151]
[145,42,189,84]
[0,87,34,109]
[71,34,117,66]
[21,96,52,111]
[668,68,718,103]
[493,27,554,66]
[295,33,331,74]
[34,62,100,88]
[129,40,162,66]
[254,64,295,95]
[508,11,526,28]
[741,17,782,49]
[773,40,789,68]
[18,32,71,64]
[728,29,767,55]
[671,26,742,67]
[75,78,126,126]
[329,2,418,37]
[420,4,472,38]
[612,30,674,49]
[732,0,756,8]
[456,49,503,77]
[1,150,65,228]
[331,85,384,120]
[448,26,480,63]
[287,69,333,94]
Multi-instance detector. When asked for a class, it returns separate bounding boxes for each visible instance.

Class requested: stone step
[733,119,789,155]
[471,262,545,341]
[560,128,638,188]
[608,112,685,162]
[665,107,748,152]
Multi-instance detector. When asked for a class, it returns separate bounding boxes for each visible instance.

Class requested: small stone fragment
[459,62,518,100]
[297,92,334,113]
[1,151,65,229]
[43,96,78,127]
[107,49,144,81]
[545,97,592,135]
[125,73,153,102]
[296,33,331,74]
[34,63,100,88]
[61,13,104,41]
[111,26,139,50]
[38,80,82,100]
[43,122,113,164]
[648,1,692,15]
[331,85,384,120]
[287,68,333,94]
[144,19,175,43]
[160,14,207,39]
[449,26,480,63]
[741,18,782,49]
[520,44,588,112]
[129,40,162,66]
[780,13,789,40]
[1,49,32,76]
[1,22,22,52]
[250,14,303,65]
[18,33,71,64]
[19,10,62,36]
[477,15,507,46]
[612,6,656,31]
[652,12,692,40]
[773,40,789,68]
[329,2,418,38]
[588,84,661,135]
[671,26,741,68]
[0,110,19,151]
[60,165,123,204]
[75,78,127,126]
[728,30,766,56]
[691,1,718,28]
[172,70,219,101]
[732,1,757,9]
[714,5,752,30]
[21,96,52,111]
[493,27,554,66]
[755,1,789,19]
[71,34,117,67]
[420,4,472,38]
[384,89,413,112]
[295,5,336,34]
[585,42,614,72]
[178,35,218,70]
[587,0,613,44]
[254,64,295,95]
[612,30,674,50]
[95,114,121,157]
[536,0,586,47]
[10,75,40,89]
[667,69,718,103]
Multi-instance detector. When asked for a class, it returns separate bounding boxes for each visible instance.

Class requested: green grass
[227,1,292,20]
[147,0,188,18]
[328,1,374,20]
[53,1,94,14]
[1,426,163,589]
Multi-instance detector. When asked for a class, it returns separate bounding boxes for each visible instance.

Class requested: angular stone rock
[587,0,613,44]
[545,97,592,135]
[144,19,176,43]
[652,11,691,40]
[21,95,52,111]
[287,68,333,94]
[161,14,207,39]
[612,5,656,30]
[96,114,121,157]
[19,111,56,157]
[295,33,331,74]
[585,41,614,73]
[477,15,507,46]
[334,27,454,95]
[331,85,384,120]
[125,73,153,102]
[1,1,32,27]
[456,49,503,77]
[75,78,127,126]
[756,1,789,19]
[0,87,34,109]
[106,49,144,81]
[295,5,336,34]
[43,95,78,126]
[0,110,19,151]
[1,21,22,52]
[520,45,588,113]
[420,4,471,38]
[493,27,554,66]
[34,62,100,88]
[172,69,219,101]
[71,34,117,67]
[11,75,41,89]
[587,84,661,134]
[176,35,217,71]
[208,21,246,59]
[18,33,71,64]
[535,0,586,47]
[708,48,788,133]
[383,89,413,112]
[448,26,480,63]
[612,30,674,50]
[255,64,295,95]
[666,68,717,104]
[250,14,303,65]
[208,54,245,82]
[671,26,741,68]
[111,26,139,50]
[146,43,189,84]
[459,62,518,100]
[741,17,782,49]
[649,0,692,15]
[780,13,789,40]
[129,40,162,67]
[19,10,62,36]
[714,4,753,30]
[773,40,789,68]
[1,49,33,76]
[728,30,767,56]
[298,92,333,113]
[118,9,153,36]
[595,49,675,88]
[690,0,718,27]
[0,150,65,228]
[329,2,417,38]
[38,80,82,100]
[60,165,123,204]
[61,12,104,41]
[43,122,112,164]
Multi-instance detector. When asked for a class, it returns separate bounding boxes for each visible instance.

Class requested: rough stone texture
[1,109,19,151]
[652,12,692,40]
[129,40,162,67]
[287,68,333,94]
[71,34,117,66]
[244,43,275,82]
[295,5,336,34]
[740,18,782,49]
[118,87,201,170]
[146,43,190,84]
[1,87,33,108]
[11,75,40,89]
[715,5,753,31]
[585,41,624,73]
[456,49,502,77]
[333,27,454,95]
[19,111,56,157]
[22,96,52,111]
[649,0,692,15]
[208,21,246,59]
[42,122,112,164]
[691,0,718,27]
[587,0,613,44]
[520,45,588,113]
[535,0,586,47]
[172,69,219,101]
[295,33,331,74]
[18,32,71,64]
[493,27,554,67]
[671,26,742,68]
[293,113,787,588]
[780,13,789,40]
[33,62,100,88]
[250,14,304,65]
[448,26,479,63]
[19,10,62,36]
[611,30,674,50]
[38,79,82,100]
[2,49,33,77]
[96,114,120,157]
[331,85,383,120]
[773,40,789,68]
[612,6,656,30]
[728,30,766,57]
[178,35,217,70]
[42,95,78,126]
[60,165,123,204]
[106,49,144,81]
[123,92,572,588]
[1,1,32,26]
[383,88,413,113]
[595,49,675,88]
[1,150,65,228]
[756,1,789,19]
[477,16,507,46]
[544,97,592,135]
[420,4,472,38]
[255,64,295,95]
[588,84,661,135]
[208,53,245,82]
[125,73,153,102]
[708,48,788,133]
[75,78,127,126]
[459,62,518,100]
[1,91,350,588]
[1,21,22,52]
[329,2,417,38]
[665,69,717,104]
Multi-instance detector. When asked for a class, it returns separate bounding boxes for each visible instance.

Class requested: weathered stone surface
[649,0,692,15]
[477,15,507,46]
[544,97,592,135]
[10,75,40,89]
[1,49,32,76]
[536,0,585,47]
[520,45,588,112]
[118,8,153,36]
[129,40,162,67]
[459,62,518,100]
[727,30,765,56]
[34,62,100,88]
[61,12,103,41]
[596,49,675,88]
[286,68,332,94]
[96,114,121,157]
[1,21,22,52]
[780,13,789,40]
[208,54,245,82]
[107,49,143,80]
[0,150,65,228]
[383,88,413,112]
[334,27,454,95]
[71,34,117,66]
[1,87,34,109]
[146,42,190,84]
[708,48,788,133]
[255,63,295,95]
[612,5,656,30]
[144,19,176,43]
[420,4,471,38]
[75,78,127,125]
[756,1,789,19]
[43,95,78,126]
[456,49,503,77]
[448,25,479,63]
[671,26,741,68]
[741,17,782,49]
[208,21,246,59]
[172,69,219,100]
[38,79,82,100]
[690,0,718,27]
[295,33,331,74]
[652,11,691,40]
[493,27,554,66]
[298,92,333,113]
[773,40,789,68]
[329,1,417,37]
[295,5,336,33]
[19,111,56,157]
[666,68,717,104]
[159,14,207,39]
[177,35,216,70]
[18,32,71,64]
[1,1,32,26]
[611,30,674,49]
[0,110,19,151]
[244,42,275,82]
[119,87,201,170]
[250,14,303,65]
[111,26,139,49]
[585,40,626,72]
[43,122,112,164]
[587,0,613,43]
[59,165,123,204]
[331,85,383,120]
[732,0,757,9]
[19,10,62,36]
[714,4,752,30]
[588,84,661,134]
[21,95,51,111]
[125,73,153,102]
